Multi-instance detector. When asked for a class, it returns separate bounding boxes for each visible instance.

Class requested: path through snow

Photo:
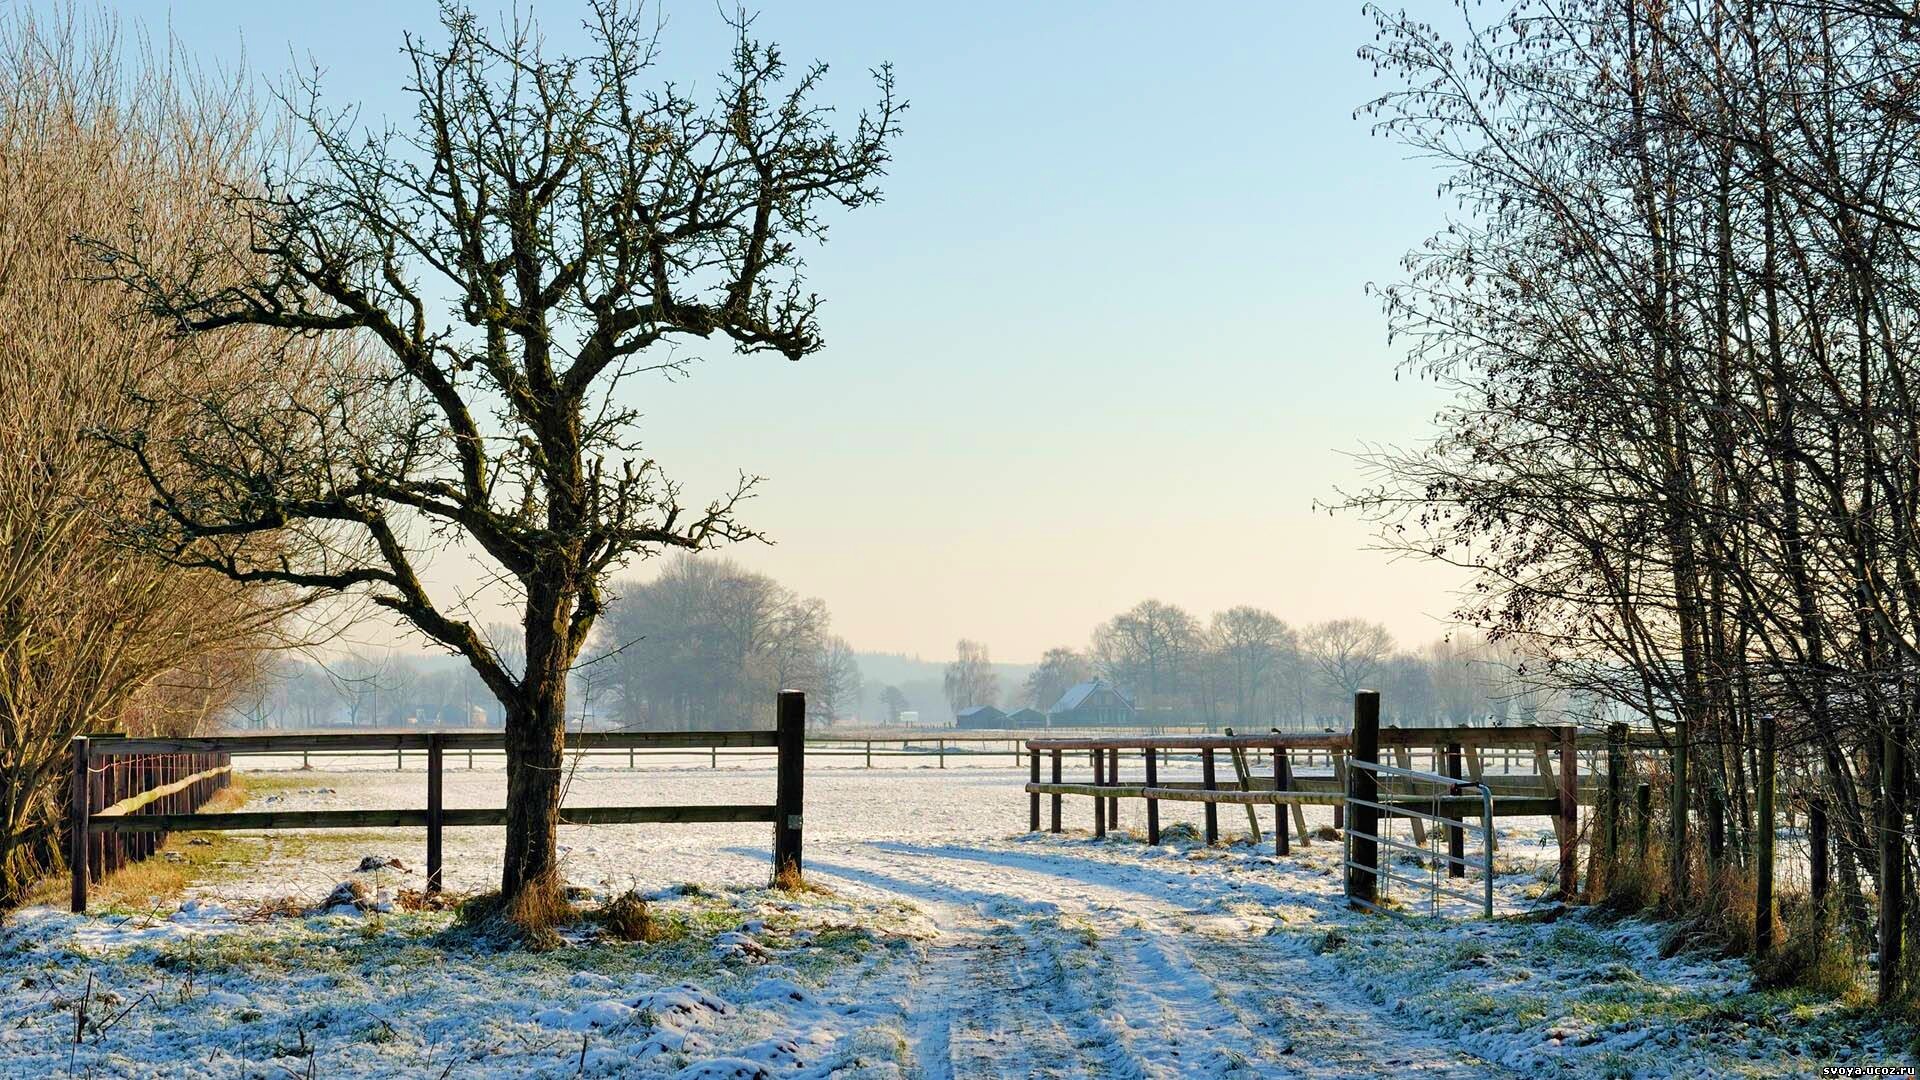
[809,840,1513,1079]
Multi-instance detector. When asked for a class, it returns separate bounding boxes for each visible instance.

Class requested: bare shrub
[0,7,297,907]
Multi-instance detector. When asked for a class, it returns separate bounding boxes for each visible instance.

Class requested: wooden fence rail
[66,738,233,913]
[1024,711,1598,901]
[70,691,808,914]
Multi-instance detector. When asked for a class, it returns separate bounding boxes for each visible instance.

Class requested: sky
[125,0,1471,663]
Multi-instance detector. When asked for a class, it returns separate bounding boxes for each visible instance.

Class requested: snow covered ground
[0,758,1910,1077]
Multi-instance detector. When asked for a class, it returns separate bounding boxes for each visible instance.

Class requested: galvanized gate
[1343,756,1496,917]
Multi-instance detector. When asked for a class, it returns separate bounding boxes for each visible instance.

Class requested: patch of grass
[1543,924,1628,964]
[451,888,578,950]
[1312,929,1348,955]
[1594,843,1663,917]
[1753,892,1866,1001]
[18,778,269,910]
[1158,821,1203,844]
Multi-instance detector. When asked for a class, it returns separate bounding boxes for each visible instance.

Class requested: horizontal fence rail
[1024,702,1609,913]
[67,740,233,913]
[69,692,809,914]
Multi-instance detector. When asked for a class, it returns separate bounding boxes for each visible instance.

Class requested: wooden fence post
[773,690,806,879]
[1107,747,1119,828]
[426,733,444,894]
[1347,691,1380,909]
[1050,749,1062,833]
[1144,743,1160,844]
[1028,747,1040,832]
[1669,720,1690,906]
[1093,749,1106,838]
[1557,726,1577,901]
[1636,782,1651,857]
[1809,795,1829,906]
[69,737,89,914]
[1274,745,1291,856]
[1605,723,1627,878]
[1756,705,1776,956]
[1879,727,1906,1006]
[1445,742,1464,879]
[89,752,104,885]
[1200,747,1218,845]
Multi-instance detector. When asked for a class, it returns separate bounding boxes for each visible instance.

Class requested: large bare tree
[97,3,899,927]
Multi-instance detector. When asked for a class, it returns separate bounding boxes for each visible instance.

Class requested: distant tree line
[944,601,1563,728]
[232,646,521,730]
[586,555,861,729]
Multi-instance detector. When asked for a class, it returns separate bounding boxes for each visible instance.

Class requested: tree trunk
[500,681,566,912]
[499,574,576,922]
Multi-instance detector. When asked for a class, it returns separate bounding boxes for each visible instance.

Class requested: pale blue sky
[132,0,1467,661]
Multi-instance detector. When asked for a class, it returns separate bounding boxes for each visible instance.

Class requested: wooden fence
[311,734,1038,772]
[67,737,234,907]
[69,692,808,914]
[1025,704,1676,907]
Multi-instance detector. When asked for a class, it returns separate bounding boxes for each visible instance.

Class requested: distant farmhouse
[954,704,1007,730]
[1047,680,1137,727]
[1003,707,1047,728]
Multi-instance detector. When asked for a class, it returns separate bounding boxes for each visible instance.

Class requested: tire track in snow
[902,900,1144,1079]
[1185,930,1522,1078]
[836,848,1276,1078]
[821,841,1515,1079]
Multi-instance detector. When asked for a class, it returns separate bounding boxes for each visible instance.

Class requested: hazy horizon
[141,0,1470,664]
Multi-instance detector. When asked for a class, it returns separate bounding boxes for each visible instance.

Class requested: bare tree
[1092,600,1200,717]
[943,639,1000,716]
[816,635,862,725]
[1208,607,1296,725]
[1023,646,1092,712]
[1349,0,1920,969]
[94,3,899,927]
[878,684,910,724]
[1301,619,1394,701]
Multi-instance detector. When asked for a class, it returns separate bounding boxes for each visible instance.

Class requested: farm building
[1003,707,1048,728]
[1046,680,1138,727]
[953,704,1007,729]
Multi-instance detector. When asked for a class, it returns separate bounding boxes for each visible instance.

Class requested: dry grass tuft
[1594,844,1663,917]
[393,888,461,913]
[772,859,833,896]
[1753,892,1866,1000]
[456,881,577,949]
[594,890,659,942]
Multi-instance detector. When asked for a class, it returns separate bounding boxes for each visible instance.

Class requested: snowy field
[0,758,1911,1077]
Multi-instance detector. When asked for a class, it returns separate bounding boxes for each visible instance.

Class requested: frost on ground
[1,761,1911,1077]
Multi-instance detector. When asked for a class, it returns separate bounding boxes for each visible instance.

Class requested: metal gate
[1343,757,1495,917]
